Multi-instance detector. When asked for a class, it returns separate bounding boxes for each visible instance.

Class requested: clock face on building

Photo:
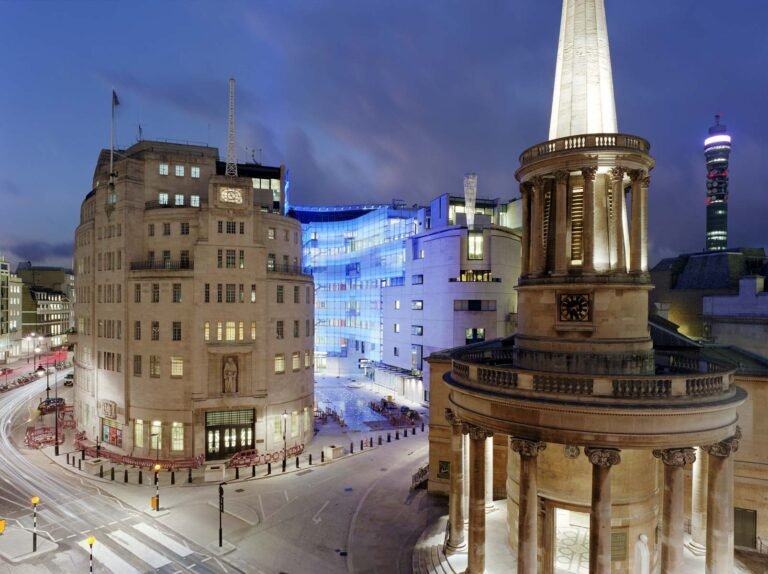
[559,293,590,322]
[219,187,244,204]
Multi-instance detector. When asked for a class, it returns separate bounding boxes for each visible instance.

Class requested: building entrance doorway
[205,409,255,459]
[553,508,590,574]
[735,507,757,548]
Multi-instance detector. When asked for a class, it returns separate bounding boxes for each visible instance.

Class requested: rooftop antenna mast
[225,78,238,177]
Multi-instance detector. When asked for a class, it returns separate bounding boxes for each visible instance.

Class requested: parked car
[63,373,74,387]
[38,397,65,414]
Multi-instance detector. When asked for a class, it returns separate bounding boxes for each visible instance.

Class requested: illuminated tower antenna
[225,78,238,178]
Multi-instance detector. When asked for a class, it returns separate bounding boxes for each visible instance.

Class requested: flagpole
[110,88,115,178]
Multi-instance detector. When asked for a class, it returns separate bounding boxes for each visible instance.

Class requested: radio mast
[225,78,238,177]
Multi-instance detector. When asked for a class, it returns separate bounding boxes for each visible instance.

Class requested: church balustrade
[612,378,671,398]
[518,132,651,167]
[533,374,593,394]
[477,367,517,388]
[685,376,724,396]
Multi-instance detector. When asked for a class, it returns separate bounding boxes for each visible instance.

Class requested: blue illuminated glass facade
[292,204,421,371]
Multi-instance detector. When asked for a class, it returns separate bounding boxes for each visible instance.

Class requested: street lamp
[26,333,35,366]
[34,346,40,370]
[87,535,96,573]
[153,463,161,512]
[31,496,39,552]
[282,410,288,472]
[151,432,159,464]
[218,481,227,547]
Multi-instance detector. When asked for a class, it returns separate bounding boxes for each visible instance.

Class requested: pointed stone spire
[549,0,617,139]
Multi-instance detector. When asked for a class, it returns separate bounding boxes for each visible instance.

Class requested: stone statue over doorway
[223,356,238,393]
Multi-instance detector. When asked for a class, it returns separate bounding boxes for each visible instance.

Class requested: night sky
[1,1,766,269]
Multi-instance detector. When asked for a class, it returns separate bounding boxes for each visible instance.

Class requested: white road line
[108,529,171,568]
[312,500,329,524]
[108,521,118,525]
[78,538,140,574]
[0,494,26,509]
[283,490,289,503]
[258,495,265,521]
[132,522,192,557]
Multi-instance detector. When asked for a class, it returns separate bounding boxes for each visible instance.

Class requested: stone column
[690,447,709,552]
[581,167,597,272]
[585,448,621,574]
[705,428,741,574]
[465,424,493,574]
[609,167,626,272]
[639,174,650,272]
[554,170,569,274]
[511,438,546,574]
[463,432,469,526]
[531,176,547,275]
[445,409,466,552]
[485,435,494,512]
[520,183,532,276]
[654,448,696,574]
[628,170,643,273]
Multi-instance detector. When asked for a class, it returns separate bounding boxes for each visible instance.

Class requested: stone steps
[412,544,456,574]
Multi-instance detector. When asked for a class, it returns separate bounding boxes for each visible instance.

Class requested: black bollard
[235,467,240,479]
[378,435,382,446]
[387,433,391,443]
[110,467,115,481]
[139,470,143,485]
[188,468,193,483]
[396,431,400,440]
[309,453,313,465]
[81,448,85,460]
[412,427,415,436]
[321,451,325,463]
[99,465,103,478]
[72,456,76,467]
[252,465,256,477]
[124,469,128,483]
[360,439,364,451]
[421,422,425,432]
[66,453,70,465]
[295,456,299,469]
[350,442,354,454]
[171,471,175,485]
[282,458,286,473]
[268,462,272,475]
[370,437,373,448]
[78,459,82,470]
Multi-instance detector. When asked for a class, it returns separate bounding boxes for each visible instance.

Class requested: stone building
[426,1,745,573]
[0,256,23,363]
[72,140,314,461]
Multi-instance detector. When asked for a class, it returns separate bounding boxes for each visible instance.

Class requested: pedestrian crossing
[77,521,198,573]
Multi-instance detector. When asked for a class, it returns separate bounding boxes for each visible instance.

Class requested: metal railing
[130,260,194,271]
[267,263,311,276]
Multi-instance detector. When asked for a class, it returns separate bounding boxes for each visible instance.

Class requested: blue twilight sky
[1,1,767,269]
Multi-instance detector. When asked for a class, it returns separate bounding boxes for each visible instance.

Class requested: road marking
[0,494,25,509]
[78,538,139,574]
[312,501,329,524]
[258,495,265,521]
[132,522,192,557]
[108,529,171,568]
[283,490,290,503]
[108,521,118,525]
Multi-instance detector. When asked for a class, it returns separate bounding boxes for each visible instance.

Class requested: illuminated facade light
[704,134,732,147]
[704,115,731,252]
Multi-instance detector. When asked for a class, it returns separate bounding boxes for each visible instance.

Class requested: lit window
[268,227,276,240]
[190,195,200,207]
[134,419,144,447]
[267,254,276,271]
[217,321,223,341]
[159,193,169,205]
[251,321,256,339]
[468,231,483,260]
[175,165,185,177]
[304,351,311,368]
[191,166,200,178]
[151,421,162,449]
[411,300,423,310]
[411,325,423,336]
[170,356,183,377]
[274,354,285,374]
[238,321,244,340]
[393,323,400,333]
[292,352,301,371]
[394,300,400,310]
[250,284,256,303]
[159,163,169,176]
[171,422,184,451]
[226,321,236,341]
[204,321,210,341]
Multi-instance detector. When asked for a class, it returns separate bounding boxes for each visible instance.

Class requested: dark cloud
[5,242,73,268]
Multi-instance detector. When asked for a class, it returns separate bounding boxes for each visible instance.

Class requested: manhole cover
[235,488,245,493]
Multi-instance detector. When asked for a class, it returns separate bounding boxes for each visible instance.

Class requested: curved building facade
[73,140,314,462]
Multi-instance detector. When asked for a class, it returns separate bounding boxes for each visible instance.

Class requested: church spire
[549,0,618,139]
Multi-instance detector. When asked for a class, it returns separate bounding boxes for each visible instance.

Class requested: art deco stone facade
[72,140,314,461]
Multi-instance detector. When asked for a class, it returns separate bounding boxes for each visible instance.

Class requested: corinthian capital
[609,167,625,183]
[445,408,461,427]
[554,170,569,185]
[627,169,646,183]
[463,423,493,441]
[581,167,597,181]
[585,447,621,468]
[653,447,696,467]
[531,176,547,193]
[705,426,742,458]
[511,438,546,458]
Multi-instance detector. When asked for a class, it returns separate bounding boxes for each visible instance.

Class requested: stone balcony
[445,348,746,449]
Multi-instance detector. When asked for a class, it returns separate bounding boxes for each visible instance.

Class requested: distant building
[650,247,768,340]
[702,275,768,357]
[73,140,314,461]
[0,256,23,363]
[704,115,732,251]
[381,192,521,402]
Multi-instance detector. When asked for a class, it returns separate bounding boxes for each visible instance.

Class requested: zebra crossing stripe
[108,529,171,568]
[132,522,193,557]
[78,538,139,574]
